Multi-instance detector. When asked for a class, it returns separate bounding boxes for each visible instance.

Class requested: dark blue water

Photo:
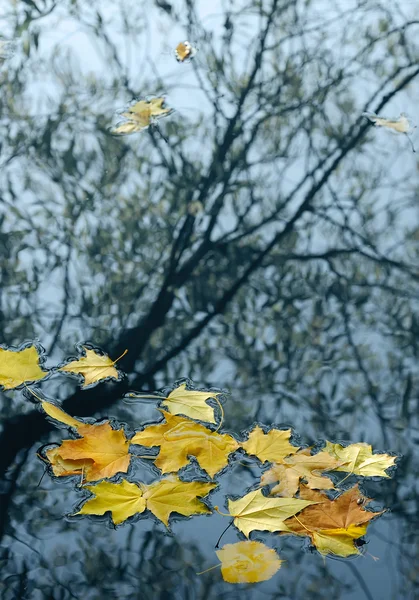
[1,1,419,599]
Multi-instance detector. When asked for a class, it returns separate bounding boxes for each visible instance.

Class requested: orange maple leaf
[46,422,131,481]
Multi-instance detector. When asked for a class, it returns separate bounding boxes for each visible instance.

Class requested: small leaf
[0,345,48,389]
[59,346,121,387]
[216,541,282,583]
[162,383,220,423]
[241,425,299,463]
[76,480,146,525]
[362,111,412,133]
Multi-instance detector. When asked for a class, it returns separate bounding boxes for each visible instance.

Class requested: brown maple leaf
[283,484,384,556]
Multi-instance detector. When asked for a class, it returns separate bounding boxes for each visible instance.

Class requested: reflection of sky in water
[0,0,419,598]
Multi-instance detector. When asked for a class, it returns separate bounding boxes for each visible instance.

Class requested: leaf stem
[112,348,128,364]
[124,393,166,404]
[213,505,231,517]
[214,519,234,548]
[214,396,224,432]
[293,515,312,533]
[24,383,44,403]
[196,563,222,576]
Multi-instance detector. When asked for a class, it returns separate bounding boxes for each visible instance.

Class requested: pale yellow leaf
[228,489,315,537]
[59,347,120,387]
[161,383,220,423]
[216,541,282,583]
[0,345,48,389]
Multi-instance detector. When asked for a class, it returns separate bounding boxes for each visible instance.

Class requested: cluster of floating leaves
[1,342,398,585]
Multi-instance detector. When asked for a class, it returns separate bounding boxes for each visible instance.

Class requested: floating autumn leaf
[111,98,172,135]
[261,449,340,497]
[0,344,48,389]
[76,479,146,525]
[324,441,396,478]
[283,484,383,557]
[58,346,123,387]
[142,475,216,526]
[174,41,197,62]
[362,112,416,152]
[362,111,413,133]
[130,410,238,478]
[227,489,316,537]
[240,425,299,464]
[43,445,93,478]
[216,541,282,584]
[41,400,84,430]
[45,421,131,481]
[128,383,222,423]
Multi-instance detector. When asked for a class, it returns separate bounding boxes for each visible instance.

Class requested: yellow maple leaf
[227,489,316,537]
[261,450,340,496]
[240,425,299,463]
[76,479,146,525]
[130,410,238,478]
[46,421,131,481]
[312,524,368,557]
[324,441,396,477]
[216,541,282,584]
[127,383,222,423]
[142,475,216,526]
[58,347,122,387]
[162,383,221,423]
[283,485,383,557]
[112,98,172,135]
[0,345,48,389]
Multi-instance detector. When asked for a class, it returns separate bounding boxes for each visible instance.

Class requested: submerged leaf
[59,347,121,387]
[76,479,146,525]
[227,489,316,537]
[142,475,216,526]
[130,410,238,477]
[283,484,383,556]
[261,449,340,496]
[0,345,48,389]
[241,425,299,463]
[324,441,396,477]
[112,97,172,135]
[216,541,282,584]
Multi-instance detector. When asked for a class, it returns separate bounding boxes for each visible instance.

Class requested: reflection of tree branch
[48,242,72,355]
[345,561,375,600]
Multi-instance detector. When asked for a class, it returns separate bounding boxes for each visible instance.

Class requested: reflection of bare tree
[1,0,419,598]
